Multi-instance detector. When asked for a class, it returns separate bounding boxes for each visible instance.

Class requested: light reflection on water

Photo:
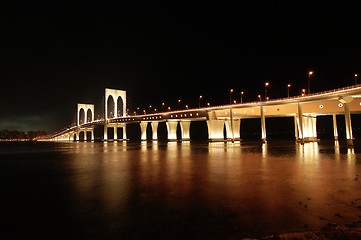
[1,140,361,239]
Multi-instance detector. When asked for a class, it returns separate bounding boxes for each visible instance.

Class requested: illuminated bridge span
[49,86,361,146]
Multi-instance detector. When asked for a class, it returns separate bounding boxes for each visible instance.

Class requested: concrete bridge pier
[302,115,318,142]
[166,121,178,141]
[113,126,118,140]
[179,120,191,141]
[140,121,148,141]
[261,106,267,143]
[333,114,338,140]
[151,122,158,140]
[225,118,240,141]
[207,119,225,141]
[344,102,354,146]
[339,96,354,146]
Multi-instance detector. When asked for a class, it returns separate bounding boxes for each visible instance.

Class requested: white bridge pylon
[75,103,95,141]
[104,88,127,141]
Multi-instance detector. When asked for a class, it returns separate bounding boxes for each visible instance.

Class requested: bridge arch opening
[87,109,93,123]
[79,108,85,125]
[117,96,124,117]
[107,95,115,118]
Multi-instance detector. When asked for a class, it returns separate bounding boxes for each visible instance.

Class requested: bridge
[47,85,361,146]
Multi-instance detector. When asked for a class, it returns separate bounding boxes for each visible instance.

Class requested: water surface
[1,139,361,239]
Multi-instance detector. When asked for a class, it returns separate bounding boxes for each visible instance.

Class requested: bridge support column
[260,106,267,143]
[140,122,148,141]
[166,121,178,141]
[344,103,353,146]
[297,103,304,143]
[206,119,225,141]
[151,122,158,141]
[104,121,108,141]
[114,126,118,140]
[333,114,338,140]
[302,116,317,142]
[225,119,240,141]
[180,121,191,141]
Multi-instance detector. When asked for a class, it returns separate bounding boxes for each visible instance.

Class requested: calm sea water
[1,139,361,239]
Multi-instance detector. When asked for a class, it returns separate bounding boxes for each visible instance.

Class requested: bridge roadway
[49,85,361,146]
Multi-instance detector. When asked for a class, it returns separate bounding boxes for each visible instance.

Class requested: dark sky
[1,1,360,133]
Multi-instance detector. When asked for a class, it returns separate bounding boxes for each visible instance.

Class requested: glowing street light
[241,91,244,103]
[230,89,234,104]
[207,102,210,107]
[178,99,181,110]
[161,102,165,112]
[199,95,202,108]
[287,84,291,97]
[264,82,269,100]
[185,104,188,109]
[258,94,261,101]
[302,89,306,96]
[308,71,313,94]
[149,105,152,114]
[355,73,359,85]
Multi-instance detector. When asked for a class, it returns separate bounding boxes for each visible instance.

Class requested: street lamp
[287,84,291,97]
[185,104,188,109]
[264,82,269,100]
[207,102,210,107]
[302,89,306,96]
[149,105,152,114]
[199,95,202,108]
[355,73,359,85]
[258,94,261,101]
[230,89,234,104]
[241,91,244,103]
[178,99,181,110]
[308,71,313,94]
[161,102,165,112]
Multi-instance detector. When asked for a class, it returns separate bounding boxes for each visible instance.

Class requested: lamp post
[308,71,313,94]
[302,89,306,96]
[264,82,269,100]
[241,91,244,103]
[161,102,165,112]
[149,105,152,114]
[287,84,291,97]
[258,94,261,101]
[230,89,234,104]
[355,73,359,85]
[199,95,202,108]
[178,99,181,110]
[207,102,210,107]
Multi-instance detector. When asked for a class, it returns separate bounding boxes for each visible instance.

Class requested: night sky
[1,1,360,134]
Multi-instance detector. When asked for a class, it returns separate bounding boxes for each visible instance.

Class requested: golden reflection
[152,141,158,150]
[300,142,320,164]
[262,143,267,160]
[334,140,340,156]
[208,141,226,149]
[347,147,355,163]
